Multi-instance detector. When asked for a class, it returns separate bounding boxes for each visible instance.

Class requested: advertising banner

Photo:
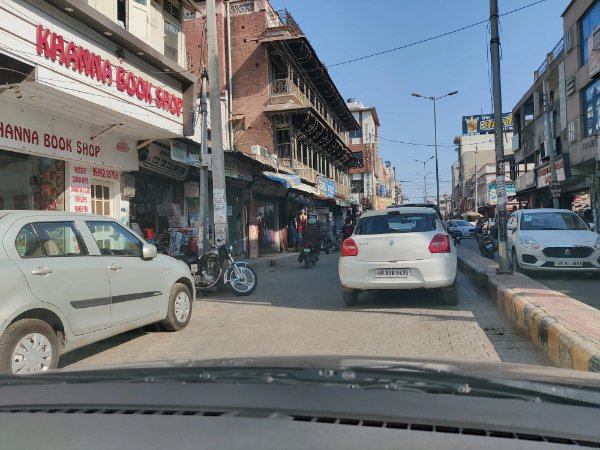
[462,112,513,135]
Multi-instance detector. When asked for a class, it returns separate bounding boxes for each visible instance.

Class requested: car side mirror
[590,223,596,232]
[142,243,158,260]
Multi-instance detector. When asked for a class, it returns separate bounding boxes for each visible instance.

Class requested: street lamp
[415,156,434,202]
[412,90,459,207]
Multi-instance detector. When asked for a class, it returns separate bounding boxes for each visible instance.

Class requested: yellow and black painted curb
[458,251,600,372]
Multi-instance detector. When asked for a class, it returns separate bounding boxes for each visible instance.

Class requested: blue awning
[262,171,301,189]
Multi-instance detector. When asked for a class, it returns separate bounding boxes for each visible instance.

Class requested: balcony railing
[266,8,303,35]
[536,37,564,80]
[270,76,348,145]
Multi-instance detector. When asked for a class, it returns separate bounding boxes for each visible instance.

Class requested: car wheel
[440,281,459,306]
[342,290,359,307]
[0,319,59,375]
[161,283,193,332]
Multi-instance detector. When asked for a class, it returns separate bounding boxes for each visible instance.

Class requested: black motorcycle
[447,228,462,245]
[320,230,336,254]
[189,240,258,296]
[298,241,319,269]
[478,231,495,259]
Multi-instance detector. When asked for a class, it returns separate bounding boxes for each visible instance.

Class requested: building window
[276,129,291,158]
[354,151,364,163]
[91,183,112,217]
[583,79,600,136]
[349,129,362,139]
[164,21,180,61]
[581,1,600,65]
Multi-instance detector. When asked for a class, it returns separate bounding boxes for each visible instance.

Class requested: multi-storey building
[185,1,360,256]
[346,98,380,210]
[0,0,197,242]
[453,114,513,215]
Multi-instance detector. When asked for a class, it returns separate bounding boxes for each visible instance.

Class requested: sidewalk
[457,246,600,372]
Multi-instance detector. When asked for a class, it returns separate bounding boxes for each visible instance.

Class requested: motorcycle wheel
[305,258,311,269]
[226,262,258,296]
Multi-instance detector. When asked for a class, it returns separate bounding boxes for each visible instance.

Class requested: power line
[380,136,496,148]
[327,0,548,68]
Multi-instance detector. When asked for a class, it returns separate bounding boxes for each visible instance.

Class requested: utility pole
[490,0,511,273]
[543,79,560,209]
[198,67,210,253]
[474,146,478,213]
[433,98,440,206]
[207,0,228,243]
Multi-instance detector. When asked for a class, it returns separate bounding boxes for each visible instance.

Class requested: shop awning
[262,171,301,188]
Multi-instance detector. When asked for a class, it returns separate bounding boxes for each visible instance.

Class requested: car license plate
[555,260,583,267]
[375,268,410,278]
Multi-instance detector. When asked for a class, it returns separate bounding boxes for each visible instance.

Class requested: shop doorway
[257,201,279,254]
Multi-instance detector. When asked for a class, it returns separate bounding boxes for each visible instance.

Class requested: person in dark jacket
[341,218,354,240]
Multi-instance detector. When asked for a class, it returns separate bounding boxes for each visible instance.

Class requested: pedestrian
[303,216,322,260]
[341,217,354,240]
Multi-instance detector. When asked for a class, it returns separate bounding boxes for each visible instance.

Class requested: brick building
[185,1,360,257]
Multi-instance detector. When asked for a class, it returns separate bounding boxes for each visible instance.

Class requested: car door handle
[31,267,53,276]
[107,264,122,271]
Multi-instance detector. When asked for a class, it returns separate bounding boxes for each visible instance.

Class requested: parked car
[0,211,195,375]
[508,208,600,273]
[446,219,476,238]
[338,207,458,307]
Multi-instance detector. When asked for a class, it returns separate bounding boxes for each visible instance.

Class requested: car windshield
[355,213,437,234]
[520,212,589,231]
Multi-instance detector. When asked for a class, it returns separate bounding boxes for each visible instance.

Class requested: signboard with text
[536,158,566,188]
[462,112,513,135]
[140,143,189,180]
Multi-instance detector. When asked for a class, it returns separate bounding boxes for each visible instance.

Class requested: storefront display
[0,149,65,211]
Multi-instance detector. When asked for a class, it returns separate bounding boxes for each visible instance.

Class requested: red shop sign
[36,24,183,117]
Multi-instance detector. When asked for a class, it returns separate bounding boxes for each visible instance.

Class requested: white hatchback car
[446,219,476,238]
[0,211,195,374]
[338,207,458,306]
[508,208,600,273]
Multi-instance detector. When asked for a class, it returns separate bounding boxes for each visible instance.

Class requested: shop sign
[317,176,336,198]
[0,107,138,170]
[36,24,183,117]
[67,163,91,213]
[91,166,119,181]
[488,181,516,205]
[171,140,200,167]
[462,112,513,135]
[116,139,130,153]
[536,158,566,188]
[139,143,189,180]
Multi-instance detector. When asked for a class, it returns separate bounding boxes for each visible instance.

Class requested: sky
[269,0,568,202]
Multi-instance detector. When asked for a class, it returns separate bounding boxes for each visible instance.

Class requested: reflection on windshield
[520,213,589,231]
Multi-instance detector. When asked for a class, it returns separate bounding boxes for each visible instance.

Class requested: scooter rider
[303,216,322,259]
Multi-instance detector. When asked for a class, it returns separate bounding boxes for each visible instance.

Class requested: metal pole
[490,0,511,273]
[199,68,210,253]
[423,170,428,202]
[543,79,560,209]
[226,0,234,153]
[207,0,228,243]
[433,98,440,206]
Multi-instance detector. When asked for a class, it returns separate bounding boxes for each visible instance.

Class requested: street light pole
[415,156,434,203]
[412,90,458,207]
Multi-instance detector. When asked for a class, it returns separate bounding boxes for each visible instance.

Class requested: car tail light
[341,238,359,257]
[429,234,450,253]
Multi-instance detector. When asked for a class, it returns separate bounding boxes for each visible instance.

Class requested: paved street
[462,239,600,309]
[61,252,549,370]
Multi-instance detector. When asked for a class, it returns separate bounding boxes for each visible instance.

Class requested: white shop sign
[0,106,138,171]
[66,162,92,214]
[536,159,566,188]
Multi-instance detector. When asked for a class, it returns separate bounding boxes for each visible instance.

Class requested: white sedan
[338,207,458,307]
[508,208,600,273]
[446,219,476,238]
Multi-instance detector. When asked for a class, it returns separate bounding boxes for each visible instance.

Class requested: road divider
[458,247,600,372]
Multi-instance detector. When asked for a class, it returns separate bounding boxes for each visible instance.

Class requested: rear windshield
[355,213,437,235]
